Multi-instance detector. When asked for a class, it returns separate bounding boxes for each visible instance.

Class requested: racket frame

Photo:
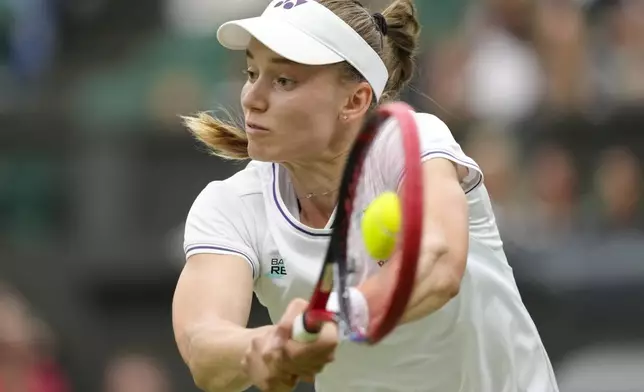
[295,101,423,344]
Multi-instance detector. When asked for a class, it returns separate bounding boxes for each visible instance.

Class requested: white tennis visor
[217,0,389,100]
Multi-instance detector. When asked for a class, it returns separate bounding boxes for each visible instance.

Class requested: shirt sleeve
[373,112,484,193]
[184,181,260,280]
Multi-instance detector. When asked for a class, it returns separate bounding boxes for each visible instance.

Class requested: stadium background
[1,0,643,391]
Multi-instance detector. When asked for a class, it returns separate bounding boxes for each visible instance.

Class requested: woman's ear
[339,81,373,123]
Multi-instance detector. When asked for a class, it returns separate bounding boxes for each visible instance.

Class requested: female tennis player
[172,0,559,391]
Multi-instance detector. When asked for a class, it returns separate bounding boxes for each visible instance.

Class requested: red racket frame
[299,101,423,344]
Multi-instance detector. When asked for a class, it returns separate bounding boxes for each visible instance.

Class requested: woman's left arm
[360,157,470,324]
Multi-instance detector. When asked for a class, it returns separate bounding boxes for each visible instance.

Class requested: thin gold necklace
[304,189,338,199]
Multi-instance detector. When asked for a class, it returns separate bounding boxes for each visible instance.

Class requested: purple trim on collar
[272,163,331,237]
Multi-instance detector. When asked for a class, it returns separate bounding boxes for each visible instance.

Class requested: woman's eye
[243,69,257,82]
[276,77,295,88]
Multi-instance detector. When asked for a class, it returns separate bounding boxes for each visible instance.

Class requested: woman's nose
[241,80,269,113]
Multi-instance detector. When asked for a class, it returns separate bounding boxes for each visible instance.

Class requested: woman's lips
[246,121,269,134]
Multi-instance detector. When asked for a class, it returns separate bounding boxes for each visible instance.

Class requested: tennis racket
[292,101,423,345]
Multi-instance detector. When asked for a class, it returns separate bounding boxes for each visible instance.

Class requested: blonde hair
[184,0,421,160]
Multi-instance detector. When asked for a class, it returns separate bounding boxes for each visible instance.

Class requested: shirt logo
[265,258,288,278]
[274,0,308,10]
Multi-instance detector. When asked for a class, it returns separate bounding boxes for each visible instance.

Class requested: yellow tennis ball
[361,191,401,261]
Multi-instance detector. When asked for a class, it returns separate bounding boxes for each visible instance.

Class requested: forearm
[359,239,460,325]
[184,322,272,392]
[396,159,468,323]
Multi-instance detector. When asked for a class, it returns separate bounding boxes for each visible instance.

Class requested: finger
[291,321,338,357]
[264,373,298,392]
[267,330,287,352]
[260,329,284,355]
[262,340,288,372]
[276,298,310,340]
[241,344,256,375]
[318,320,339,342]
[267,382,295,392]
[251,357,296,391]
[276,343,322,375]
[281,325,338,374]
[276,354,302,375]
[242,343,252,362]
[278,298,310,329]
[256,334,285,368]
[258,379,290,392]
[262,345,279,363]
[286,359,329,377]
[318,321,339,357]
[251,335,263,352]
[280,348,331,376]
[292,368,318,382]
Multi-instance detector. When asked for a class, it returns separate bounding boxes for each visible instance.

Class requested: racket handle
[292,313,320,343]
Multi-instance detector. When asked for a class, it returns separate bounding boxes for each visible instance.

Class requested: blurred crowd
[0,283,68,392]
[1,0,644,391]
[415,0,644,250]
[0,282,173,392]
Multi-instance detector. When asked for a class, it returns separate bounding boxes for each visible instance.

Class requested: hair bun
[372,12,388,36]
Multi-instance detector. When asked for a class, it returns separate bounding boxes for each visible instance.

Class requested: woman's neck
[283,153,347,229]
[282,118,362,228]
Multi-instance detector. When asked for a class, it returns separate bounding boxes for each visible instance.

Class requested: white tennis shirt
[184,112,559,392]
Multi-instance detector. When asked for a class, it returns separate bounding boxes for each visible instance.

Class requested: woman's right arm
[172,253,267,392]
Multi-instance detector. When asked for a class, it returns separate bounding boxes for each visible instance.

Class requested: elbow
[426,246,464,303]
[176,333,208,390]
[439,252,466,301]
[184,335,247,392]
[442,270,462,300]
[424,237,466,302]
[192,377,233,392]
[187,350,233,392]
[402,251,464,323]
[191,370,211,392]
[423,267,461,313]
[176,332,225,392]
[187,356,210,392]
[191,370,225,392]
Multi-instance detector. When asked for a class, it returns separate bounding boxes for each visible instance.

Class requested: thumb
[278,298,310,329]
[275,298,310,343]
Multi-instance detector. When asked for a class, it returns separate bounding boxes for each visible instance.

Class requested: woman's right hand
[241,326,299,392]
[241,299,338,391]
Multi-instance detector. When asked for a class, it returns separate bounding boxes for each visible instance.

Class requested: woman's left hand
[271,298,339,382]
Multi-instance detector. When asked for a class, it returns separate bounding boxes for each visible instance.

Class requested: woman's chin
[248,140,319,163]
[247,143,279,162]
